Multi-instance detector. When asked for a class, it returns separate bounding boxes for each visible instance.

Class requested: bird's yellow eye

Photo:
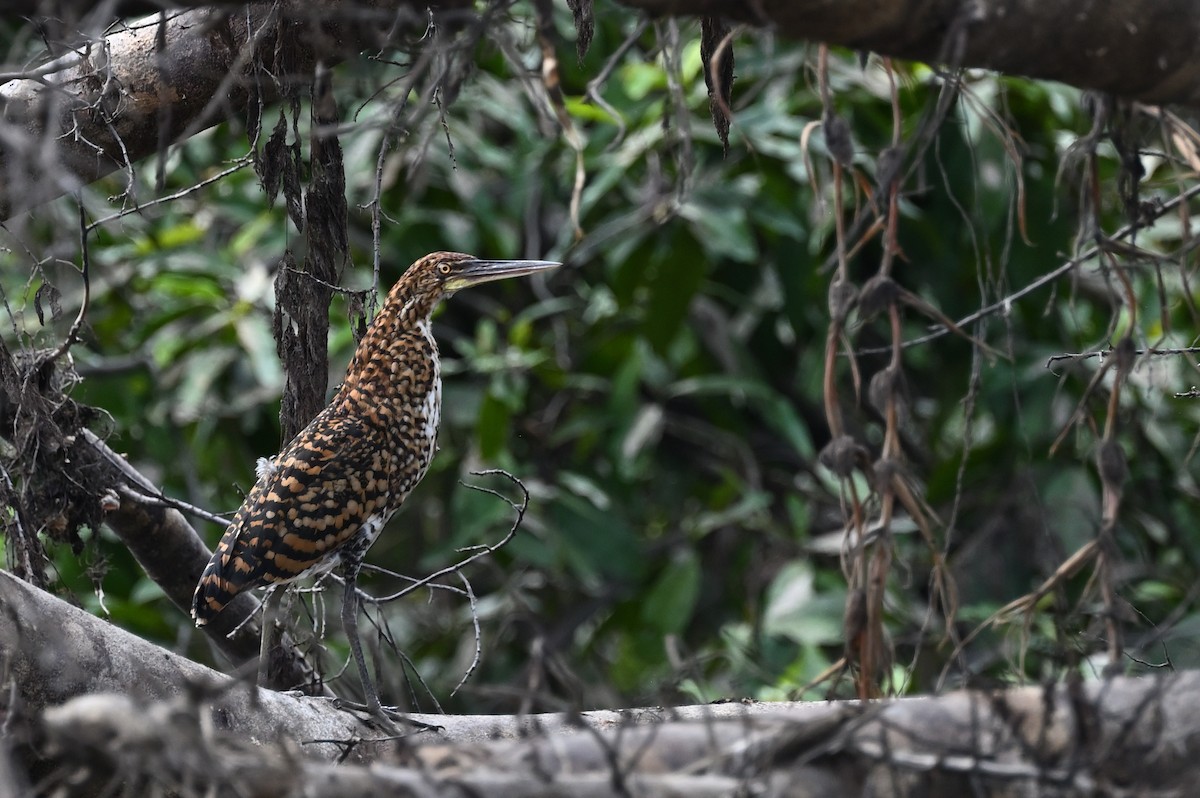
[437,263,452,275]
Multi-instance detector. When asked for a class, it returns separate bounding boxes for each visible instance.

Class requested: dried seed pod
[858,274,900,320]
[876,145,904,189]
[1096,440,1129,489]
[828,277,858,324]
[700,16,735,157]
[871,456,902,495]
[843,588,868,651]
[867,366,905,415]
[819,435,869,477]
[1113,335,1136,373]
[823,112,854,167]
[566,0,594,60]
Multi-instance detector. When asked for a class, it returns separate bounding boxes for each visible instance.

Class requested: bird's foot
[333,697,444,735]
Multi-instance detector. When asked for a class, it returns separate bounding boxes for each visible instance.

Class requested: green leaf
[641,551,701,634]
[477,391,511,460]
[174,347,238,422]
[619,62,665,100]
[667,375,814,459]
[229,211,279,256]
[552,491,644,584]
[565,96,621,125]
[762,561,845,646]
[643,237,706,353]
[678,197,758,263]
[691,490,771,536]
[132,220,206,255]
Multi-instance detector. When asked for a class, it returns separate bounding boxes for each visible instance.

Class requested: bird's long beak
[445,258,561,291]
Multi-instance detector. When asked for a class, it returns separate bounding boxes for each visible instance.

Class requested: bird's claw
[332,697,444,735]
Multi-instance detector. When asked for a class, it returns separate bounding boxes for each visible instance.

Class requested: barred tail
[191,530,263,626]
[191,563,236,626]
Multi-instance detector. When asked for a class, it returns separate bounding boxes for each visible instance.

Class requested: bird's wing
[191,412,391,624]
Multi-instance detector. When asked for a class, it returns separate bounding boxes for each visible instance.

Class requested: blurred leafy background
[4,4,1200,712]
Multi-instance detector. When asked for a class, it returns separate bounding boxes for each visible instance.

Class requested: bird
[191,251,559,729]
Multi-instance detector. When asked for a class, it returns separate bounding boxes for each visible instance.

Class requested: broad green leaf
[641,551,701,634]
[763,561,845,646]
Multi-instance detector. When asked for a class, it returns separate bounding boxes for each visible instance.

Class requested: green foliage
[4,6,1200,713]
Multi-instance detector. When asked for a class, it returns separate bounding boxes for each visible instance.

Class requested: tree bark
[0,570,375,744]
[0,0,434,219]
[620,0,1200,107]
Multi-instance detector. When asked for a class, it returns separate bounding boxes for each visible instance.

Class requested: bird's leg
[258,586,282,688]
[338,564,441,734]
[340,565,386,718]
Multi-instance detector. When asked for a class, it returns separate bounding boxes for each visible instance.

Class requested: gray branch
[8,569,1200,795]
[0,0,433,219]
[0,570,392,760]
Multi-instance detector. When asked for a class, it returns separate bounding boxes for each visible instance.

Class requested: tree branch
[0,570,396,760]
[618,0,1200,108]
[0,0,437,219]
[12,567,1200,797]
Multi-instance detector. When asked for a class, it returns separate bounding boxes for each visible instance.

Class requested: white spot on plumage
[255,456,278,481]
[358,512,389,550]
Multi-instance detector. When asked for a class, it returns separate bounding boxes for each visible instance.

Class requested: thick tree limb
[13,565,1200,796]
[619,0,1200,108]
[0,570,401,765]
[0,0,433,219]
[0,570,828,748]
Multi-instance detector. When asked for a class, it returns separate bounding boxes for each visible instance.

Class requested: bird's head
[399,251,560,309]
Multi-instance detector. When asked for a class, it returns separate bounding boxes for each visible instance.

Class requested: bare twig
[449,570,482,698]
[584,17,650,147]
[368,469,529,605]
[1047,344,1200,366]
[37,202,91,367]
[118,484,234,527]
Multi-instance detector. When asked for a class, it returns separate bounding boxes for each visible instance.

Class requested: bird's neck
[335,282,440,410]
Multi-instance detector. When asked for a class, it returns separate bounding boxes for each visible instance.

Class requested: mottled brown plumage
[192,251,558,724]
